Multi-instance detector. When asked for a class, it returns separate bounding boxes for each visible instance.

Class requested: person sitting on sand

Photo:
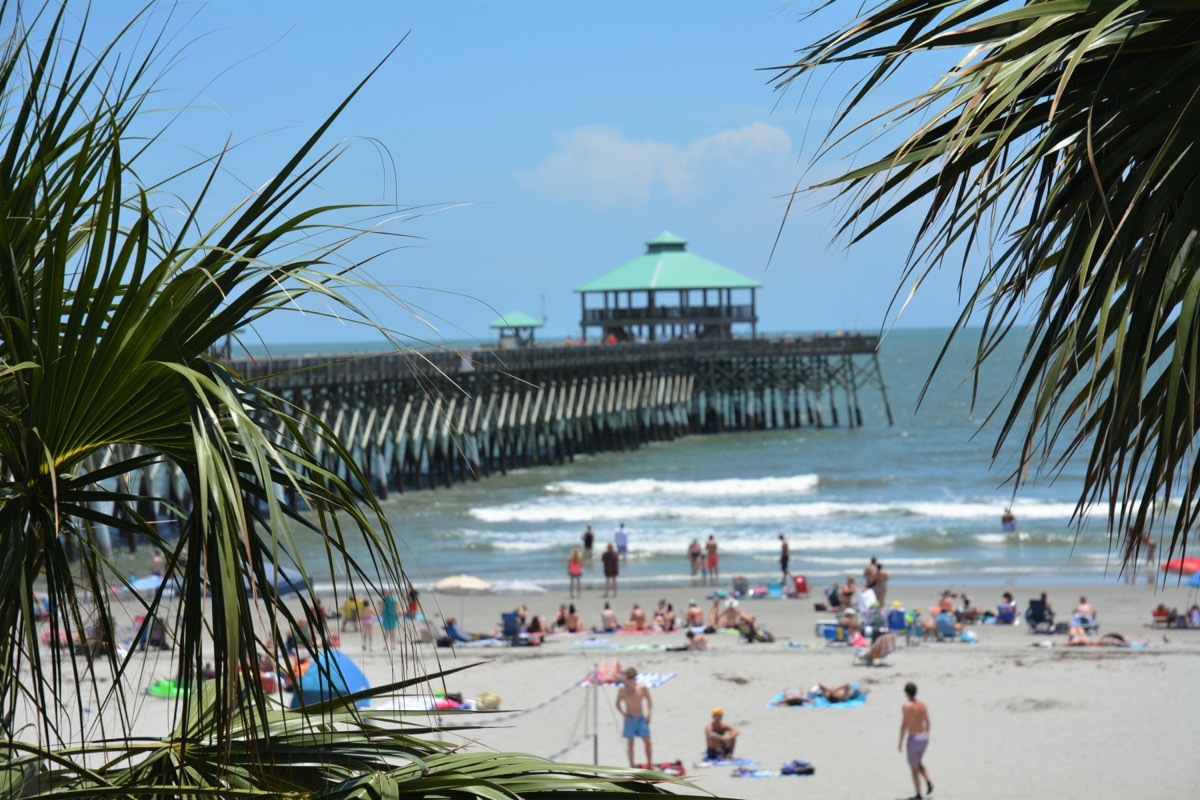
[685,600,705,628]
[445,616,474,643]
[599,601,620,633]
[1071,596,1098,628]
[996,592,1018,623]
[564,604,584,633]
[839,576,858,611]
[551,604,569,631]
[705,707,739,761]
[1189,605,1200,627]
[711,598,755,630]
[625,604,647,631]
[774,682,865,706]
[653,602,677,632]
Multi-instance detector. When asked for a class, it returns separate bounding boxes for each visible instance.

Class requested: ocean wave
[468,498,1086,524]
[546,474,819,498]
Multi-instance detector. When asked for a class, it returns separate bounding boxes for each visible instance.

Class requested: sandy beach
[43,574,1199,800]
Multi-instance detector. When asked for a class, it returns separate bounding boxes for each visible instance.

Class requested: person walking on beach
[779,534,790,580]
[614,523,629,562]
[705,535,719,585]
[899,682,933,800]
[615,666,652,767]
[568,547,584,598]
[379,588,399,648]
[602,542,619,598]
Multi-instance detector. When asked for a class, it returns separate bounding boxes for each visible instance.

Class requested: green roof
[489,311,544,329]
[575,231,762,293]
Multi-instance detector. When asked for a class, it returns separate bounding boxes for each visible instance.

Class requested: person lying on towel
[774,682,865,706]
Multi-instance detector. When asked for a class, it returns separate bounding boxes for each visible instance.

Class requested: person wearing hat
[705,707,739,762]
[615,666,653,768]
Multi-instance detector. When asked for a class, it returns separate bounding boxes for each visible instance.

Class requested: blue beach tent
[290,649,371,709]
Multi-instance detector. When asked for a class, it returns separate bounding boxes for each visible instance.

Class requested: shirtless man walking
[615,666,653,767]
[898,682,933,799]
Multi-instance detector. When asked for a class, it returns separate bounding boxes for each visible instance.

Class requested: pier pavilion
[490,311,543,349]
[576,232,761,342]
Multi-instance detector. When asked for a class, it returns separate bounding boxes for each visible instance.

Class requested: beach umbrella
[1161,556,1200,575]
[290,649,370,709]
[489,579,547,595]
[432,574,493,595]
[1187,571,1200,589]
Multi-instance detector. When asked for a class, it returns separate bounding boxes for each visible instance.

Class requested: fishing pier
[236,334,891,495]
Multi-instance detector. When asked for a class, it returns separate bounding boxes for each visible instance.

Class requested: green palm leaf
[775,0,1200,568]
[0,3,725,798]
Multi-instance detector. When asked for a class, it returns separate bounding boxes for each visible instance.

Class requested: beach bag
[780,759,814,775]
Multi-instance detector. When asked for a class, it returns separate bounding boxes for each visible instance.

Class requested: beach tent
[290,649,370,709]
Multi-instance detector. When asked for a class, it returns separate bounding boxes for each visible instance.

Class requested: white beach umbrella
[432,574,493,624]
[432,574,493,595]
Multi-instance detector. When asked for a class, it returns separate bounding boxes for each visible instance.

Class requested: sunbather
[774,682,865,705]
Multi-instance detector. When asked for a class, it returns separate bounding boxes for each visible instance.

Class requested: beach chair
[856,631,896,666]
[1024,598,1054,633]
[732,576,749,597]
[792,575,810,597]
[996,603,1018,624]
[767,579,784,599]
[500,612,522,644]
[933,612,958,641]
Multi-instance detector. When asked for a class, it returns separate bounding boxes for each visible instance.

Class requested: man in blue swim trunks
[615,666,652,767]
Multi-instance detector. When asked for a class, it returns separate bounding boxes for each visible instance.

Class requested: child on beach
[360,599,376,651]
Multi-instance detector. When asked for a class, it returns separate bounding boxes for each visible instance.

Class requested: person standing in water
[779,534,790,581]
[898,682,933,800]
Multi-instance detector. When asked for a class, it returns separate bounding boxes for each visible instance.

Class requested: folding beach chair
[792,575,810,597]
[933,612,958,641]
[1024,599,1055,633]
[856,632,896,666]
[501,612,522,644]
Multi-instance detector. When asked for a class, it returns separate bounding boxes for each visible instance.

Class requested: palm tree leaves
[776,0,1200,566]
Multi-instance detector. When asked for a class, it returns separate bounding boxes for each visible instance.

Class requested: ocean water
[323,327,1142,593]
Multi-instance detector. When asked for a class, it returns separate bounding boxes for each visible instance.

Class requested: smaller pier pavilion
[576,231,761,342]
[490,311,543,349]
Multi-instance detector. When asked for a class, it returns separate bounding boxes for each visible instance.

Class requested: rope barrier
[546,732,593,761]
[478,676,585,721]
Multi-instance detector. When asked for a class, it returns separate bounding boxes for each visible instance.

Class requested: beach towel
[572,638,616,651]
[732,768,779,778]
[580,672,676,689]
[767,691,868,709]
[695,756,758,769]
[146,678,188,699]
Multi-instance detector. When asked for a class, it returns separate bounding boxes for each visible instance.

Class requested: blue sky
[93,1,971,346]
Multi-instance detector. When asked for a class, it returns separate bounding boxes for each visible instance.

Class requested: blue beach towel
[695,756,759,769]
[767,690,868,709]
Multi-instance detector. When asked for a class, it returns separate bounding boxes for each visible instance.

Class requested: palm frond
[776,0,1200,569]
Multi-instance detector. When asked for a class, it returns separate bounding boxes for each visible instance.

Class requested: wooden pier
[232,334,891,496]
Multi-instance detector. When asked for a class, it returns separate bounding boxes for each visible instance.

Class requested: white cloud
[519,122,793,208]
